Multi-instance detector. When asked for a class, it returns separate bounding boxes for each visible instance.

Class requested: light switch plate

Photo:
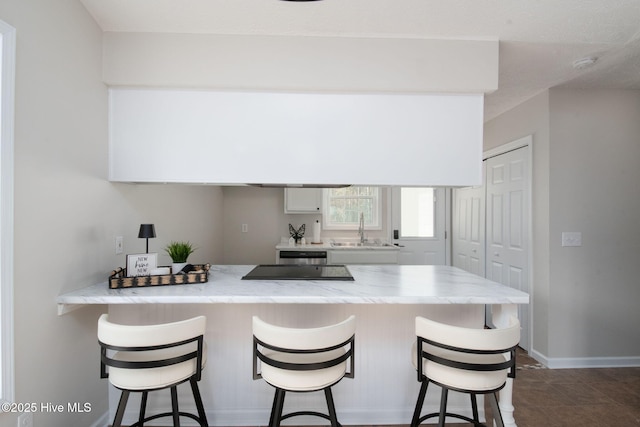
[561,232,582,247]
[115,236,124,254]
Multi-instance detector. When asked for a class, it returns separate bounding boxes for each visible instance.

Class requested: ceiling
[80,0,640,121]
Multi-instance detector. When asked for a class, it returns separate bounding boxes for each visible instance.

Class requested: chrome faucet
[358,212,365,244]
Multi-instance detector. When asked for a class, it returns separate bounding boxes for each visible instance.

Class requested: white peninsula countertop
[57,264,528,314]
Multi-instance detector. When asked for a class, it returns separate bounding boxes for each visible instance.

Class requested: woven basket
[108,264,210,289]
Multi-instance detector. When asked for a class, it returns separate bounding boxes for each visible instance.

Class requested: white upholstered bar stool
[252,315,356,427]
[411,316,520,427]
[98,314,209,427]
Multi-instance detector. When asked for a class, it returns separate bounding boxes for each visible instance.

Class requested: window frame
[322,186,382,231]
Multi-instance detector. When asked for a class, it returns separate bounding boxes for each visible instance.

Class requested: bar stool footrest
[416,411,485,426]
[281,410,343,426]
[128,411,207,427]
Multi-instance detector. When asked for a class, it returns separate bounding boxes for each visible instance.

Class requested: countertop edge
[56,265,530,315]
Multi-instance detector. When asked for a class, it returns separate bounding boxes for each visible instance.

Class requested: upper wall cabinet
[284,188,322,214]
[109,89,484,187]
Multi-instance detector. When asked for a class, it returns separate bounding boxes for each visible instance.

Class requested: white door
[485,147,530,350]
[391,187,448,265]
[452,178,486,277]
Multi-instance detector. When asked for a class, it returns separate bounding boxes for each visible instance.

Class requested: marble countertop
[56,265,529,314]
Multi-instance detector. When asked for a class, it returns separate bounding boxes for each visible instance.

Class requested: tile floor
[502,350,640,427]
[248,349,640,427]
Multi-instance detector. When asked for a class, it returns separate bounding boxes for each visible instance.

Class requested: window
[0,20,16,405]
[323,186,381,230]
[399,187,435,238]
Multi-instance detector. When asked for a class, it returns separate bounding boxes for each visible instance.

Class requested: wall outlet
[115,236,124,254]
[241,224,248,233]
[17,412,33,427]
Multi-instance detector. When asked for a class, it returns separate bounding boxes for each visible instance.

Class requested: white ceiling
[80,0,640,121]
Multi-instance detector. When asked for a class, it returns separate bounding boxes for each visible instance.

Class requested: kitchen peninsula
[57,265,529,427]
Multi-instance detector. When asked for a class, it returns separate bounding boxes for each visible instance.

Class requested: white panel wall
[108,303,484,426]
[109,89,484,186]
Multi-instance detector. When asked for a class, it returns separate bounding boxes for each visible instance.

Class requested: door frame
[0,19,16,406]
[484,135,533,352]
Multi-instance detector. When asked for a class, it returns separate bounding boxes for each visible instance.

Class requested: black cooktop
[242,264,354,281]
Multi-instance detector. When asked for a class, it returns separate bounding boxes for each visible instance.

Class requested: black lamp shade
[138,224,156,239]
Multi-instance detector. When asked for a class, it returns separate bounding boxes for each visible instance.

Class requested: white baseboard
[531,349,640,369]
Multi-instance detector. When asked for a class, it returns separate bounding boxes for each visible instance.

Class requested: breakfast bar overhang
[57,265,529,427]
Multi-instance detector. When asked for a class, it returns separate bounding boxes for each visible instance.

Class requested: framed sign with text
[126,253,158,277]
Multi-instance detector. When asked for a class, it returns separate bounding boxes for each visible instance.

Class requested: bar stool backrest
[415,316,520,381]
[98,314,206,382]
[252,315,356,379]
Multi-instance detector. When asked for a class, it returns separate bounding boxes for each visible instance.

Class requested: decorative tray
[108,264,210,289]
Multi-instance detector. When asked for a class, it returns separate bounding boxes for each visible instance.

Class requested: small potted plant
[165,241,196,274]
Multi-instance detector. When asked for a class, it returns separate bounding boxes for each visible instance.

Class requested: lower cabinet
[328,250,398,264]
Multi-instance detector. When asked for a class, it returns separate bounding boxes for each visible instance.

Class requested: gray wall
[485,88,640,366]
[548,89,640,360]
[222,187,284,264]
[0,2,224,426]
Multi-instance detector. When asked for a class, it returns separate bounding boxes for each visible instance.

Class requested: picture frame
[126,253,158,277]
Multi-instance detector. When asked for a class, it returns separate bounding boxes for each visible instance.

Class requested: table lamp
[138,224,156,253]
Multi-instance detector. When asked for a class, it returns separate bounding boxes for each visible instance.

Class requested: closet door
[485,146,529,350]
[452,176,485,276]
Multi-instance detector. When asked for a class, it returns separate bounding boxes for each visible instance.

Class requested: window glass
[323,186,381,230]
[400,187,435,237]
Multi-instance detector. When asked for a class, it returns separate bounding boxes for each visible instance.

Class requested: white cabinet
[284,188,322,214]
[328,250,398,265]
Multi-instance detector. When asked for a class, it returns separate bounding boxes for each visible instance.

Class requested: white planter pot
[171,262,188,274]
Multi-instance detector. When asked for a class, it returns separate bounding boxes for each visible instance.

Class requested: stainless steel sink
[331,242,365,247]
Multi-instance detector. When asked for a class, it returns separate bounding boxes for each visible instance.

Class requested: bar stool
[410,316,520,427]
[98,314,209,427]
[252,315,356,427]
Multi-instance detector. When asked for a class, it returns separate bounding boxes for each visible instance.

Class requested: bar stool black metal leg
[324,387,339,427]
[271,388,286,427]
[268,390,278,427]
[138,391,148,426]
[438,387,448,427]
[470,393,479,425]
[113,390,130,427]
[170,386,181,427]
[411,380,429,427]
[190,378,208,427]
